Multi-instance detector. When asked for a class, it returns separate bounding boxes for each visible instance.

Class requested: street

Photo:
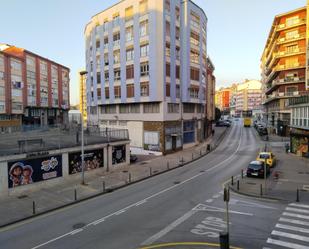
[0,121,308,249]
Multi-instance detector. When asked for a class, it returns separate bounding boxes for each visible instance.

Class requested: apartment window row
[165,63,180,79]
[292,106,309,128]
[165,21,180,41]
[165,43,180,60]
[168,103,179,113]
[119,103,140,113]
[99,102,159,115]
[190,67,200,81]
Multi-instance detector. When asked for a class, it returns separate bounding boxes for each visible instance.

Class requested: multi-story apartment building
[229,83,237,117]
[289,95,309,157]
[0,44,70,133]
[235,79,262,116]
[79,70,87,123]
[206,57,215,137]
[84,0,208,154]
[261,6,309,135]
[215,87,230,112]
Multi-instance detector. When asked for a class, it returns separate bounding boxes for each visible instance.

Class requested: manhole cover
[17,195,28,199]
[72,223,86,229]
[174,181,181,184]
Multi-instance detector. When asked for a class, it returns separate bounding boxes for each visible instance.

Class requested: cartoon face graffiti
[9,162,24,187]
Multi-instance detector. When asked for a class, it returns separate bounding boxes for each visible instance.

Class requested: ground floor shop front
[290,127,309,158]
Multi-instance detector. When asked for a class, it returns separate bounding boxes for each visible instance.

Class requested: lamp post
[79,70,88,185]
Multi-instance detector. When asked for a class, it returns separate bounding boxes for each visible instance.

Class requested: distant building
[229,83,238,116]
[206,57,215,136]
[0,44,70,133]
[79,70,87,123]
[84,0,208,154]
[261,6,309,135]
[215,87,230,112]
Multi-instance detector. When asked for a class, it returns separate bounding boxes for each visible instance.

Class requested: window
[127,84,134,98]
[97,72,101,84]
[113,32,120,46]
[190,67,200,81]
[104,53,109,66]
[101,105,116,114]
[97,88,101,98]
[175,27,180,41]
[26,56,35,67]
[183,103,195,113]
[104,37,108,49]
[114,86,121,98]
[113,13,120,27]
[190,50,199,64]
[105,87,110,99]
[126,65,134,79]
[190,31,199,46]
[176,65,180,79]
[0,101,4,112]
[140,82,149,96]
[126,48,134,61]
[126,26,133,42]
[114,68,121,81]
[0,86,5,96]
[286,44,298,53]
[191,11,200,29]
[175,6,180,21]
[11,60,21,71]
[125,6,133,21]
[286,16,299,27]
[144,103,159,113]
[183,120,195,144]
[120,105,130,113]
[139,0,148,14]
[176,85,180,98]
[166,21,170,37]
[166,83,170,97]
[140,20,149,37]
[96,56,100,67]
[104,71,109,81]
[103,20,108,30]
[165,0,170,13]
[168,103,179,113]
[286,30,299,39]
[114,50,120,64]
[12,102,22,110]
[130,103,140,113]
[189,86,199,98]
[96,40,100,49]
[166,63,170,77]
[176,46,180,60]
[140,62,149,76]
[140,44,149,57]
[166,42,171,57]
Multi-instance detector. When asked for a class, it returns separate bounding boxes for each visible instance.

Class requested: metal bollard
[32,201,36,215]
[74,189,77,201]
[241,169,243,179]
[129,173,132,183]
[103,181,106,193]
[260,184,263,196]
[219,232,229,249]
[296,188,300,202]
[231,176,234,185]
[237,180,240,190]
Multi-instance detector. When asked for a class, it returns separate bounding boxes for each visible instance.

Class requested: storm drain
[17,195,28,199]
[72,223,86,229]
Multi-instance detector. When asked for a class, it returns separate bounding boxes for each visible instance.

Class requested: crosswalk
[266,203,309,249]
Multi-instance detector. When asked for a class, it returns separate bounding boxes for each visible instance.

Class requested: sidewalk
[0,127,228,227]
[229,134,309,203]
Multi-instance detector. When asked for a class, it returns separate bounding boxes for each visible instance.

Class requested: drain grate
[17,195,28,199]
[72,223,86,229]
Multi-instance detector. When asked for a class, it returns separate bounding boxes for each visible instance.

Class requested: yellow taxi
[256,152,277,168]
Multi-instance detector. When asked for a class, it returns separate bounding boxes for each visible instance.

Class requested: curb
[0,128,230,229]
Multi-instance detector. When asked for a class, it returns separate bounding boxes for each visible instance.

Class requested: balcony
[263,90,308,105]
[276,18,306,31]
[277,33,306,45]
[265,77,305,95]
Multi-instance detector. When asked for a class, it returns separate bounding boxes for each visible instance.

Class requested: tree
[215,107,221,122]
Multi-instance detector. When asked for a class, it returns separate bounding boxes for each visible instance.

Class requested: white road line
[114,210,126,215]
[271,230,309,243]
[218,190,224,195]
[286,207,309,214]
[135,200,147,206]
[70,229,83,235]
[212,194,220,198]
[276,223,309,234]
[267,238,309,249]
[141,209,198,246]
[205,199,213,203]
[31,232,73,249]
[92,218,105,226]
[279,218,309,227]
[289,203,309,209]
[283,212,309,220]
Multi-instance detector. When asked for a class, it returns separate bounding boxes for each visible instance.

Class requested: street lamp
[79,70,88,185]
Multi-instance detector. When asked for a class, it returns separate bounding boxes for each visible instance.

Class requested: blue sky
[0,0,306,104]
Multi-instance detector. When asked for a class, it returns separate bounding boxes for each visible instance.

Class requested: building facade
[289,95,309,157]
[215,87,230,112]
[205,56,215,137]
[261,7,309,135]
[235,79,262,117]
[0,44,70,133]
[79,70,87,123]
[84,0,208,154]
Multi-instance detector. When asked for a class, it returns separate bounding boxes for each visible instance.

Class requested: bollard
[167,161,170,170]
[207,144,211,152]
[260,184,263,196]
[32,201,36,215]
[296,188,300,202]
[237,180,240,191]
[219,232,229,249]
[231,176,234,185]
[103,181,106,193]
[241,169,243,179]
[74,189,77,201]
[150,167,152,176]
[129,173,132,183]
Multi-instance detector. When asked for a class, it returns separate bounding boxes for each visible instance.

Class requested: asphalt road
[0,121,306,249]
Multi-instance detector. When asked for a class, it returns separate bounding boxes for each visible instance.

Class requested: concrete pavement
[0,127,228,227]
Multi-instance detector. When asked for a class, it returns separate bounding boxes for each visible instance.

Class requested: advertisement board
[68,148,103,174]
[8,155,62,188]
[112,145,126,165]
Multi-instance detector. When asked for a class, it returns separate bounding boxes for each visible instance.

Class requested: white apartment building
[84,0,208,154]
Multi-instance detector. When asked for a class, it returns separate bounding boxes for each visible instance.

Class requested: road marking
[92,218,105,226]
[141,209,198,246]
[271,230,309,243]
[286,207,309,214]
[212,194,220,198]
[276,223,309,234]
[139,242,242,249]
[283,212,309,220]
[195,223,223,232]
[289,203,309,209]
[115,210,126,215]
[205,199,213,203]
[31,231,74,249]
[279,217,309,227]
[267,238,309,249]
[193,204,253,216]
[70,228,83,235]
[135,200,147,206]
[229,198,277,210]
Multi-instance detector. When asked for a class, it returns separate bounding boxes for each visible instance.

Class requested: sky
[0,0,306,105]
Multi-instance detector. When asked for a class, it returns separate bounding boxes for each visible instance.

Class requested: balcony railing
[276,18,306,31]
[277,33,306,44]
[263,91,308,104]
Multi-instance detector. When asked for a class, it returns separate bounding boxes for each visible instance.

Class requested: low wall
[0,140,130,196]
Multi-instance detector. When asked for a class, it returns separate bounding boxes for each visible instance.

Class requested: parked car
[216,121,231,127]
[130,154,138,163]
[246,161,270,178]
[256,152,276,168]
[258,127,268,136]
